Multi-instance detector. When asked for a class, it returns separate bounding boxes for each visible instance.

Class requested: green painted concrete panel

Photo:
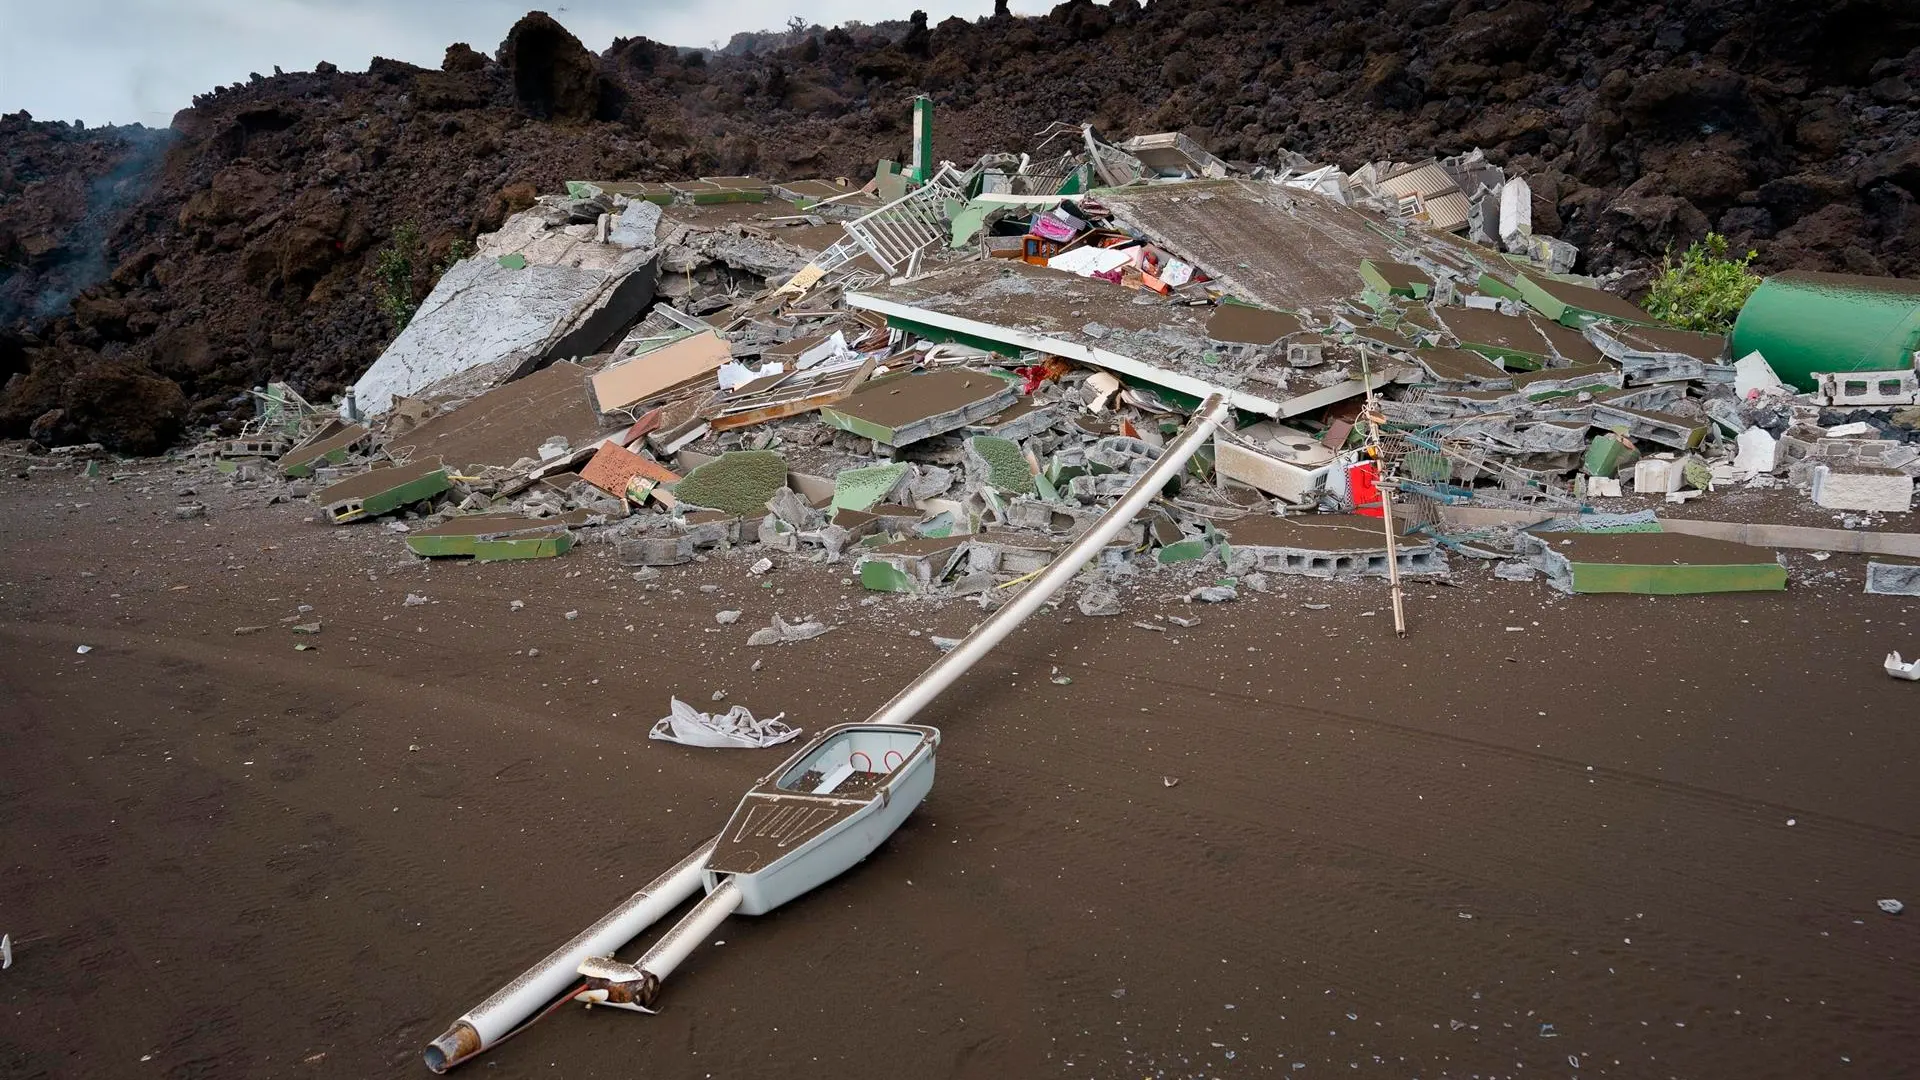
[474,533,574,561]
[1568,561,1787,595]
[331,469,452,524]
[1157,538,1208,564]
[859,560,916,592]
[834,463,910,511]
[817,407,896,445]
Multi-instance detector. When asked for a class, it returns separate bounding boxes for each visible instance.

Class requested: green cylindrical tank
[1729,270,1920,391]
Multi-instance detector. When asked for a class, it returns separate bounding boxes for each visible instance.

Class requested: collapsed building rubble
[169,99,1920,611]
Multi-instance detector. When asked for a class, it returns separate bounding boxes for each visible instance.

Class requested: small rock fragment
[1077,583,1122,617]
[716,609,742,625]
[403,594,428,607]
[173,503,206,520]
[510,599,525,611]
[749,557,774,576]
[564,610,580,621]
[1187,585,1237,604]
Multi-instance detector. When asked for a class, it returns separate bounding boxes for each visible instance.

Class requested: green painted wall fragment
[966,436,1036,496]
[859,560,916,592]
[833,463,910,511]
[671,450,789,517]
[1157,538,1208,564]
[498,253,528,270]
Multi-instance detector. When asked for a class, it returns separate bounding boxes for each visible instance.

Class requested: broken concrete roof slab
[1207,303,1306,346]
[818,368,1019,447]
[383,361,604,472]
[405,512,579,558]
[1413,347,1512,386]
[278,424,371,478]
[352,244,660,416]
[566,180,676,204]
[1434,306,1553,366]
[1526,315,1607,366]
[1360,259,1431,299]
[1598,323,1729,363]
[588,329,732,415]
[1518,273,1657,328]
[1098,180,1396,312]
[314,459,452,524]
[1524,531,1787,594]
[851,261,1296,414]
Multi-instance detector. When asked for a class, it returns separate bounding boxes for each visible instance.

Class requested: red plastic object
[1348,461,1383,517]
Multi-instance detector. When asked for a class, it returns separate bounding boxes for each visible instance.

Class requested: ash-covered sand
[1,459,1916,1079]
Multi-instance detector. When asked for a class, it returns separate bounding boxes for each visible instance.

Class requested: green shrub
[372,227,475,334]
[1642,233,1761,334]
[373,223,422,332]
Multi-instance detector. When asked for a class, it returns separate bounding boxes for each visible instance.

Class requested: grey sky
[0,0,1007,128]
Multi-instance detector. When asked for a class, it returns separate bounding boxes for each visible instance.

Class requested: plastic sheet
[649,697,803,748]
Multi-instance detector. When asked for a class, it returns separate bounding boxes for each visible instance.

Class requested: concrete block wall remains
[1590,404,1706,450]
[1225,541,1447,580]
[1814,369,1920,407]
[1811,466,1915,512]
[1865,561,1920,595]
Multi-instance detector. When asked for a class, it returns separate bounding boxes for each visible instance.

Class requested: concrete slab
[819,368,1019,447]
[1098,180,1396,311]
[278,425,371,478]
[1523,531,1787,594]
[314,459,452,524]
[384,362,603,471]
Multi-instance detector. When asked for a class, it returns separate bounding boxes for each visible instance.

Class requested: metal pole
[864,393,1233,729]
[1359,350,1406,637]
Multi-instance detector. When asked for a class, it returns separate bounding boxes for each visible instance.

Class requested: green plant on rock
[373,223,422,332]
[1643,232,1761,334]
[372,226,474,335]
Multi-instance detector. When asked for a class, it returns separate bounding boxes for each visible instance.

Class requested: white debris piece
[1879,898,1906,915]
[1733,351,1786,398]
[1,933,10,970]
[1887,651,1920,681]
[746,614,833,645]
[649,697,802,749]
[1733,427,1779,474]
[1498,176,1532,252]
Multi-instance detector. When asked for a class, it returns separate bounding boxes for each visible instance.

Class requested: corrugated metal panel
[1375,162,1469,232]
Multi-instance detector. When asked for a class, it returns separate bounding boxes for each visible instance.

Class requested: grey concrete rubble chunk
[765,487,813,528]
[1494,560,1540,581]
[1077,583,1123,616]
[1865,561,1920,596]
[617,535,694,566]
[715,609,743,625]
[174,503,207,520]
[1187,585,1238,603]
